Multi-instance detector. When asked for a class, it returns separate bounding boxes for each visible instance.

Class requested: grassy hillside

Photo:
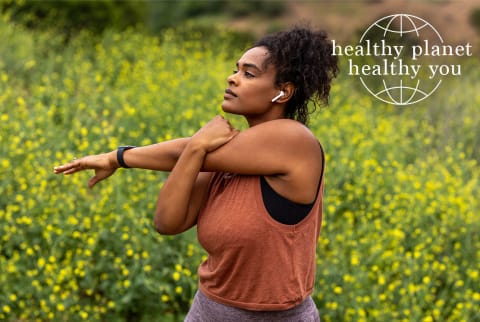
[0,15,479,322]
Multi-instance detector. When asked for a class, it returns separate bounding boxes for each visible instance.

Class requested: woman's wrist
[107,150,121,169]
[101,138,192,172]
[187,137,210,155]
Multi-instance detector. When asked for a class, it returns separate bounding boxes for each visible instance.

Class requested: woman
[54,26,338,321]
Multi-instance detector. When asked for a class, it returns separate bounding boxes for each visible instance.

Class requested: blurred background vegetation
[1,1,479,321]
[2,0,480,44]
[0,0,285,40]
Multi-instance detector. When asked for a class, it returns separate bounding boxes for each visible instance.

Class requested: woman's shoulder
[255,119,320,147]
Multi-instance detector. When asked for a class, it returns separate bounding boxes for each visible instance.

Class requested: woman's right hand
[54,151,118,188]
[190,115,239,153]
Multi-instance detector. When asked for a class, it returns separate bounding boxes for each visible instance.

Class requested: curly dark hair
[254,26,339,125]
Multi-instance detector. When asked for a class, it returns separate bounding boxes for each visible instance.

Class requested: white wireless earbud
[271,91,285,103]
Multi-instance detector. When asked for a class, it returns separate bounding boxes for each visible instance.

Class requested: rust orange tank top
[197,172,324,311]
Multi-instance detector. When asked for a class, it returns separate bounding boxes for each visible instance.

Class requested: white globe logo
[358,14,444,105]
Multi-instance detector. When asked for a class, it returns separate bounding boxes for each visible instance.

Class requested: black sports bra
[260,176,315,225]
[261,143,325,225]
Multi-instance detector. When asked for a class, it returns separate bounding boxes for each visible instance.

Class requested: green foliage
[314,79,480,321]
[0,14,479,322]
[470,7,480,35]
[146,0,286,32]
[0,0,147,35]
[224,0,285,18]
[1,0,286,37]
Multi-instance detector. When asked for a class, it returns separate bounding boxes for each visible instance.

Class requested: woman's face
[221,46,281,123]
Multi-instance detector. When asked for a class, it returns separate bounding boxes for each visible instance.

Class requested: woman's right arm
[53,138,190,188]
[121,138,190,170]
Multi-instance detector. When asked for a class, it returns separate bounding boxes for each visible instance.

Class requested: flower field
[0,15,479,322]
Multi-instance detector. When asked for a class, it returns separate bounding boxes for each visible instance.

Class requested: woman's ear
[275,82,295,104]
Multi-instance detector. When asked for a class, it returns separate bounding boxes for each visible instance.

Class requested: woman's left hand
[191,115,239,153]
[54,152,118,188]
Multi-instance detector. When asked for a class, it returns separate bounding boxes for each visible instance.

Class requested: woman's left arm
[154,116,238,235]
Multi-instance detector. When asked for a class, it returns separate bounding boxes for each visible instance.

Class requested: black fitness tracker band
[117,146,136,168]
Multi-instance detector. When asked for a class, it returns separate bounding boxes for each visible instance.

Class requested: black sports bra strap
[261,141,325,225]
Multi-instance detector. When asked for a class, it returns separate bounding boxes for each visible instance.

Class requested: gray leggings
[184,290,320,322]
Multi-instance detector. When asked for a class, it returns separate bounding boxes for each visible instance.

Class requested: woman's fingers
[88,168,116,188]
[54,162,76,174]
[88,175,100,189]
[54,159,83,174]
[62,166,81,175]
[229,129,240,141]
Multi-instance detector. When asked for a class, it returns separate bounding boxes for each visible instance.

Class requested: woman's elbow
[154,214,173,235]
[154,209,182,235]
[154,221,172,235]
